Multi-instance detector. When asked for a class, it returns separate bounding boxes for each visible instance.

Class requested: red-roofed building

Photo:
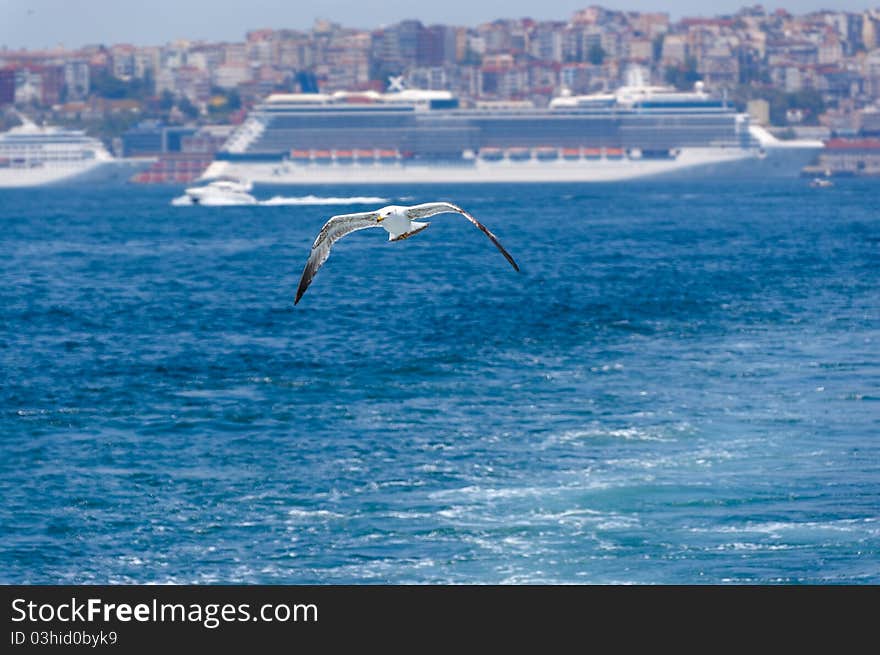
[825,138,880,149]
[680,18,735,28]
[818,138,880,176]
[10,64,65,105]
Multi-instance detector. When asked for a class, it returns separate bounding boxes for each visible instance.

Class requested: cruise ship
[0,116,151,188]
[202,76,824,185]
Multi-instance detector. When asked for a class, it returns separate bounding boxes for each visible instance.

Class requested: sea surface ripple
[1,180,878,583]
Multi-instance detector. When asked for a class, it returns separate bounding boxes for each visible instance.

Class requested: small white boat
[809,177,833,188]
[172,178,257,205]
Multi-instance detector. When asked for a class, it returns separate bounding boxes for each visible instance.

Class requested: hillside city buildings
[3,5,879,178]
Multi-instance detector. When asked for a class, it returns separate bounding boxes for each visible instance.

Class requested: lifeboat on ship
[562,148,581,161]
[584,148,602,160]
[535,147,558,161]
[313,150,332,164]
[378,149,399,163]
[291,149,310,163]
[355,149,375,164]
[605,147,624,159]
[479,147,503,161]
[334,150,354,164]
[507,147,531,161]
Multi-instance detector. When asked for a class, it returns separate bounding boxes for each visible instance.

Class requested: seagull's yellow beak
[376,215,385,222]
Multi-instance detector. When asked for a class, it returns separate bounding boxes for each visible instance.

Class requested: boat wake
[260,195,389,206]
[170,194,389,207]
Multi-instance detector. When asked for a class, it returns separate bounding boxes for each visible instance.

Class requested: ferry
[201,73,823,185]
[0,115,151,188]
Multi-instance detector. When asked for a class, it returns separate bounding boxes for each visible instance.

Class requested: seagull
[294,202,519,305]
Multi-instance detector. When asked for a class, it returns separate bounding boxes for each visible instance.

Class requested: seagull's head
[377,206,401,222]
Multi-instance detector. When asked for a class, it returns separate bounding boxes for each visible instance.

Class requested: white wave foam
[713,542,797,552]
[689,517,878,537]
[543,426,674,448]
[259,195,388,206]
[286,508,344,520]
[429,485,548,501]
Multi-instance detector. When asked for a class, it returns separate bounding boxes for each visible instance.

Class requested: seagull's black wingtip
[503,252,520,272]
[294,275,310,306]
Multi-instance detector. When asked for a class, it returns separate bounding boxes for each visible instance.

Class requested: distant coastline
[2,5,878,182]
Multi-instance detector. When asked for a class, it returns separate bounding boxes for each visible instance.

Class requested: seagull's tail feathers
[389,221,430,241]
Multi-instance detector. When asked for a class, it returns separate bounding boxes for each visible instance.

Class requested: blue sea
[1,180,878,584]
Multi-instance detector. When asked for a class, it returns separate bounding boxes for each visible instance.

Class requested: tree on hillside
[665,57,700,90]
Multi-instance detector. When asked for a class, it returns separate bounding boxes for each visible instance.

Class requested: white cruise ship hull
[202,143,822,186]
[0,158,152,188]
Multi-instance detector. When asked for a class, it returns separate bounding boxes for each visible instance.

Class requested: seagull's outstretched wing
[295,210,381,304]
[405,202,520,272]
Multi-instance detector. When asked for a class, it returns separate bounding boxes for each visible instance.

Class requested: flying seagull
[294,202,519,305]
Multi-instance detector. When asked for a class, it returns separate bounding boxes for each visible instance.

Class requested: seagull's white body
[375,206,409,238]
[294,201,519,304]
